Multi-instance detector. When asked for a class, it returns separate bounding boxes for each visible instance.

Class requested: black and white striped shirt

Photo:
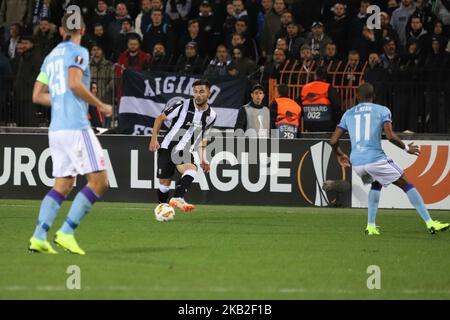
[161,98,217,152]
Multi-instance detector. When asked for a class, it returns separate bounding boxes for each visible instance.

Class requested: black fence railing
[1,67,449,133]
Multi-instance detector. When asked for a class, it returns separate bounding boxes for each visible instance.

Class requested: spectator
[433,0,450,25]
[174,41,205,74]
[32,18,58,58]
[88,82,105,128]
[143,8,175,56]
[386,0,400,17]
[273,10,294,43]
[232,0,248,19]
[262,48,287,81]
[325,2,351,57]
[108,2,132,47]
[353,25,382,61]
[230,17,259,61]
[321,42,340,71]
[363,52,388,85]
[380,37,401,75]
[377,12,400,46]
[406,14,428,52]
[255,0,273,44]
[423,20,450,55]
[307,21,332,59]
[14,35,43,127]
[290,0,323,33]
[390,0,416,48]
[140,0,170,35]
[204,44,235,76]
[90,0,115,31]
[198,0,221,58]
[177,19,207,58]
[135,0,152,39]
[90,43,115,105]
[0,0,28,29]
[26,0,52,32]
[4,22,21,59]
[116,34,151,99]
[286,22,306,60]
[409,0,436,33]
[165,0,192,36]
[341,50,364,86]
[223,1,237,37]
[349,0,372,47]
[261,0,286,60]
[0,49,12,125]
[86,23,112,61]
[111,17,137,62]
[298,66,341,132]
[232,44,257,77]
[270,83,302,138]
[234,83,270,137]
[399,39,424,72]
[275,37,289,55]
[148,42,171,72]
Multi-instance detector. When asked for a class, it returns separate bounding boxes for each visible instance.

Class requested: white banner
[352,140,450,209]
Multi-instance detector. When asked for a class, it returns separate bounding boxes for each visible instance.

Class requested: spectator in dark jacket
[147,42,172,72]
[142,9,175,56]
[325,2,351,57]
[116,35,151,99]
[204,44,236,76]
[232,44,257,77]
[175,41,205,74]
[14,35,43,126]
[177,19,207,59]
[89,0,115,32]
[107,2,132,47]
[32,18,58,58]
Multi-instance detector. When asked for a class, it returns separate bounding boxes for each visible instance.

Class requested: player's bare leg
[393,174,449,234]
[169,163,197,212]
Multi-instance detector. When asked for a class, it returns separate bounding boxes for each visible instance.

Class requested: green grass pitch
[0,199,449,299]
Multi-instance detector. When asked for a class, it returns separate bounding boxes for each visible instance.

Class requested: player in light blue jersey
[28,11,113,255]
[330,83,449,235]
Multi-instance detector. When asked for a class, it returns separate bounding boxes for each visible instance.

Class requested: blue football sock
[368,182,381,225]
[404,183,432,223]
[60,186,99,235]
[33,189,65,240]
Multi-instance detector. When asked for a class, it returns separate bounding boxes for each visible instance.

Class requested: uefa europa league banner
[0,134,352,207]
[118,70,248,134]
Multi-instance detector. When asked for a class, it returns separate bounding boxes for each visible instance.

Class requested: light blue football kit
[31,40,105,244]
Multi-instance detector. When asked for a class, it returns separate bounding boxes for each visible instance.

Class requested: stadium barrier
[0,133,351,207]
[1,132,448,209]
[268,65,450,134]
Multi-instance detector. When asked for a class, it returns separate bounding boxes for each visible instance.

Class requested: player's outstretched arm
[330,127,351,167]
[32,81,51,107]
[383,122,420,156]
[68,67,112,117]
[149,113,167,152]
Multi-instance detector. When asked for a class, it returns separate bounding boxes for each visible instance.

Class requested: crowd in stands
[0,0,449,131]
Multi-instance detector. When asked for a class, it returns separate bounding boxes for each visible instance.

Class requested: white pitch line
[2,285,450,296]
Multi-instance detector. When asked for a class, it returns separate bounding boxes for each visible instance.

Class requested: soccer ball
[154,203,175,222]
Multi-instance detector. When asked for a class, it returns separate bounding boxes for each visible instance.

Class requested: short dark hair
[193,79,211,89]
[277,83,289,97]
[315,66,328,81]
[127,33,141,43]
[358,83,375,100]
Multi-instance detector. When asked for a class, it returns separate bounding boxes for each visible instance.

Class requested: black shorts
[157,148,197,179]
